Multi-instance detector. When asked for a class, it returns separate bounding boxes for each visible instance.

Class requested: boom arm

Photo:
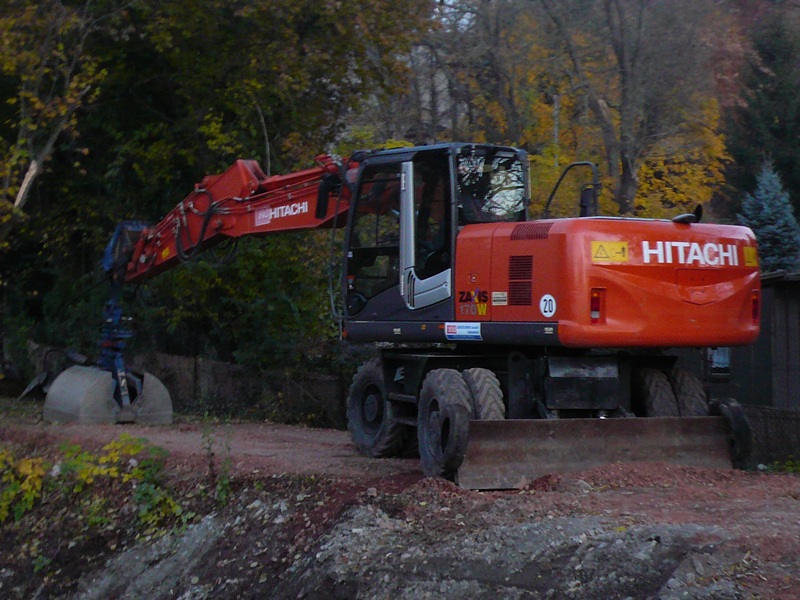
[94,154,351,412]
[104,155,351,285]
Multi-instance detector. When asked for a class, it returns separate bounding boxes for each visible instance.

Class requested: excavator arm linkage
[44,155,352,425]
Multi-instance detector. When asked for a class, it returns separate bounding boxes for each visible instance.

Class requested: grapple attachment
[43,366,172,425]
[456,416,740,490]
[42,231,173,426]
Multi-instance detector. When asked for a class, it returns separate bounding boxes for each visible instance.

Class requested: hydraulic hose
[175,190,219,262]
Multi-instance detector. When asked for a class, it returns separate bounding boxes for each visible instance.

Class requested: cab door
[344,161,403,316]
[399,151,453,310]
[345,149,453,318]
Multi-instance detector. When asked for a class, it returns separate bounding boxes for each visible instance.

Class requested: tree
[738,161,800,273]
[535,0,730,214]
[635,98,729,218]
[5,0,433,374]
[333,0,470,147]
[357,0,733,217]
[0,0,114,243]
[725,5,800,216]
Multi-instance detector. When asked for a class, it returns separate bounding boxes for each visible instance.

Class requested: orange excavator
[44,143,760,488]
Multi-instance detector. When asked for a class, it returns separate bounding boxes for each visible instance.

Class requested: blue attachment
[98,297,136,407]
[98,221,150,407]
[101,221,151,275]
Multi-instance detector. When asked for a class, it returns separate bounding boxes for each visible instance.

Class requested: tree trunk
[540,0,629,215]
[590,98,623,212]
[14,159,42,211]
[254,104,271,177]
[617,156,638,215]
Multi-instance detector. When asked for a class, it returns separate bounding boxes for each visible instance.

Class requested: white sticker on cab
[444,322,482,341]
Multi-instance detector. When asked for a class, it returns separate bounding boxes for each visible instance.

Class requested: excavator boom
[120,155,349,284]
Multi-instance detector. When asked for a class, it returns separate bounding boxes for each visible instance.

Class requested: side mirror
[672,204,703,224]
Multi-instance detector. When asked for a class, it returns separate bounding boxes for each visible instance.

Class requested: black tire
[417,369,472,479]
[399,426,420,458]
[709,397,753,468]
[669,369,708,416]
[462,368,505,420]
[634,368,680,417]
[347,358,405,458]
[610,407,635,418]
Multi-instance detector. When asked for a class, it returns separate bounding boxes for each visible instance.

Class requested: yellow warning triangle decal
[594,244,610,259]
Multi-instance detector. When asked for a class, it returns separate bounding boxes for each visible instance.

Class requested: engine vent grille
[509,281,532,306]
[509,255,533,306]
[511,222,553,241]
[509,255,533,280]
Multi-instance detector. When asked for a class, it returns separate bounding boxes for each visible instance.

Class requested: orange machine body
[454,217,760,348]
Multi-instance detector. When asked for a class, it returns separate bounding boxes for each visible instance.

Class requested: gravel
[3,416,800,599]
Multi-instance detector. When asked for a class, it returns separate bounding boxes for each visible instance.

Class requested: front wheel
[417,369,472,479]
[462,368,505,420]
[347,358,405,458]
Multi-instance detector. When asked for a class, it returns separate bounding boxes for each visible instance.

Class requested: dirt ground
[1,399,800,599]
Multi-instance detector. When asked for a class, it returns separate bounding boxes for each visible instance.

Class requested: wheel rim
[360,384,383,434]
[439,414,450,454]
[425,398,449,456]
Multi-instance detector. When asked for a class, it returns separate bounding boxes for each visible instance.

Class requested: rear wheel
[417,369,472,479]
[634,368,679,417]
[347,358,405,457]
[709,397,753,468]
[669,369,708,416]
[462,368,505,420]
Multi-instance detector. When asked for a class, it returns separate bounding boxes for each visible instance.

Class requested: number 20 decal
[539,294,557,318]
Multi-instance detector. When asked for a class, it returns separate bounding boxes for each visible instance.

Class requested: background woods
[2,0,799,387]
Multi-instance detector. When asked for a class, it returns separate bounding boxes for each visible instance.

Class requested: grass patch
[0,433,198,597]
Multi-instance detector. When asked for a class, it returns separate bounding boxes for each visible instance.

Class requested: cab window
[457,150,526,223]
[413,152,451,280]
[347,163,402,301]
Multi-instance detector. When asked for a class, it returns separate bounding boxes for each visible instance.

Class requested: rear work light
[752,290,760,323]
[590,288,605,325]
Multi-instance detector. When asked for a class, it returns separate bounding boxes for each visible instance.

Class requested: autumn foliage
[1,0,798,381]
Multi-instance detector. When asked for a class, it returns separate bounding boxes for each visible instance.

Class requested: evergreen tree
[725,9,800,216]
[738,162,800,273]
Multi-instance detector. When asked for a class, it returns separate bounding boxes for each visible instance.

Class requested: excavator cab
[343,143,529,338]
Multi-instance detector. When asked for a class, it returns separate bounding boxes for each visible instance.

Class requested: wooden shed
[712,270,800,408]
[672,270,800,465]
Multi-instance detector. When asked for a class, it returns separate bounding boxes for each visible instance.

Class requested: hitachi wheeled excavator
[44,142,761,489]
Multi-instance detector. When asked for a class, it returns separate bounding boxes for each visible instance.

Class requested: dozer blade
[43,366,172,425]
[456,417,734,490]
